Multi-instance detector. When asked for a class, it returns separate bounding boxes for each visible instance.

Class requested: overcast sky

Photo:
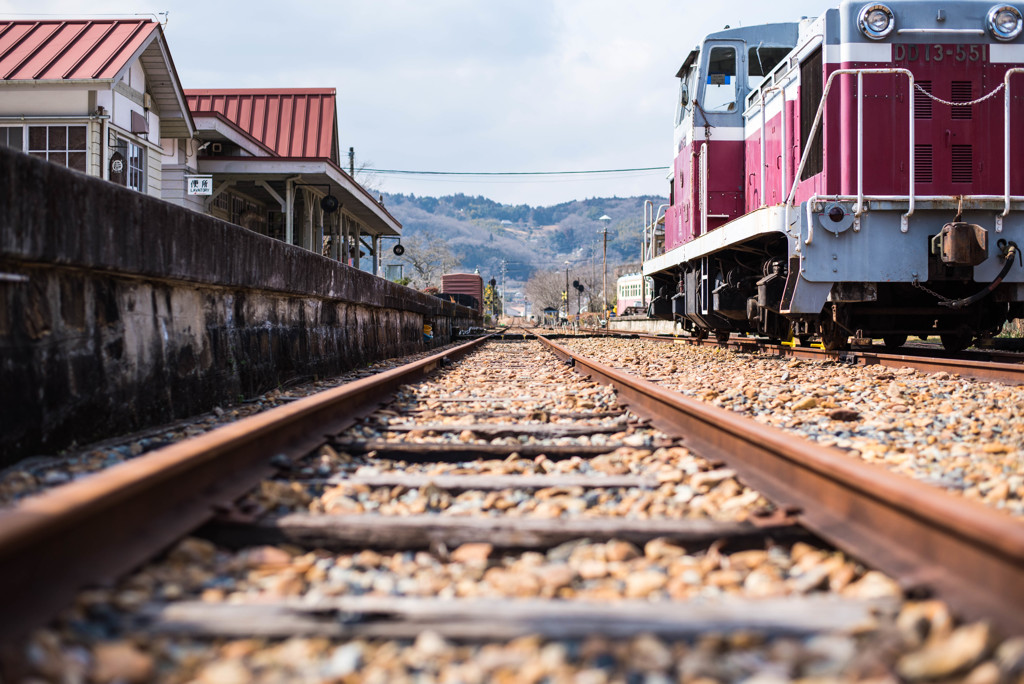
[2,0,827,205]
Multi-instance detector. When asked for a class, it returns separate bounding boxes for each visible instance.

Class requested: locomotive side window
[704,47,737,112]
[676,78,688,126]
[799,46,823,180]
[676,65,699,126]
[748,46,790,89]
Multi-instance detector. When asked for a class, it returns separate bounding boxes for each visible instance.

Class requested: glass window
[748,46,791,89]
[0,127,23,150]
[704,46,737,113]
[127,141,145,192]
[26,125,87,171]
[110,138,146,192]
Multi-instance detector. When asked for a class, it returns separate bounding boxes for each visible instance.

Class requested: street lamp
[599,215,611,326]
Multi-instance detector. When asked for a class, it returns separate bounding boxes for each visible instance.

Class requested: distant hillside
[382,193,666,283]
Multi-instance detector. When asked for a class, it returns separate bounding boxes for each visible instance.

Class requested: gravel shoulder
[561,338,1024,517]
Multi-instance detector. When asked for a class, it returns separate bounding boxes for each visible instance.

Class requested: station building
[0,18,399,270]
[0,19,194,198]
[168,88,400,272]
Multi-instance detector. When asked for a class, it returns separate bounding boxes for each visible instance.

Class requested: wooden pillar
[303,189,313,251]
[353,223,361,270]
[285,180,294,245]
[316,204,324,256]
[330,213,340,260]
[341,214,351,265]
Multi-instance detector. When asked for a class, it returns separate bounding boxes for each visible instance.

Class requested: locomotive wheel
[940,332,973,352]
[714,330,731,344]
[820,320,850,351]
[797,336,813,347]
[692,328,708,342]
[882,334,908,350]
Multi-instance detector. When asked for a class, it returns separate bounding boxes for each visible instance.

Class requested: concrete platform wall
[0,147,477,460]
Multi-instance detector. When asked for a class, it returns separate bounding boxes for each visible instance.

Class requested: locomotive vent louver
[952,145,974,184]
[951,82,973,120]
[915,81,932,119]
[915,145,933,184]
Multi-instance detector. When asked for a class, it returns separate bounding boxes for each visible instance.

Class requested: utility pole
[599,215,611,324]
[349,147,355,176]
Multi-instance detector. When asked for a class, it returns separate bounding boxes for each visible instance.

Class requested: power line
[369,166,669,177]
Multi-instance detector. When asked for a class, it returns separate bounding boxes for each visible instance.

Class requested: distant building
[0,19,195,197]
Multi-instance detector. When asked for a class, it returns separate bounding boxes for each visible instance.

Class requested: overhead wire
[370,166,668,177]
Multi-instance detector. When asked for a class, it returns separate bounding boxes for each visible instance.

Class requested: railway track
[2,330,1023,680]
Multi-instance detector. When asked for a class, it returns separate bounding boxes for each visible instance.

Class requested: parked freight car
[441,273,484,313]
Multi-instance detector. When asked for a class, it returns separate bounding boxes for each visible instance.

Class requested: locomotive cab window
[703,46,737,112]
[748,46,791,89]
[676,65,699,126]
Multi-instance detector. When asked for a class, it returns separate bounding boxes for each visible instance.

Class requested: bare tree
[354,160,385,198]
[525,270,570,315]
[395,231,463,290]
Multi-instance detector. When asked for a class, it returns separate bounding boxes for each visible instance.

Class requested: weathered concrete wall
[609,317,681,335]
[0,147,477,461]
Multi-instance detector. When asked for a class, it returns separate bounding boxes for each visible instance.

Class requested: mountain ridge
[382,192,667,283]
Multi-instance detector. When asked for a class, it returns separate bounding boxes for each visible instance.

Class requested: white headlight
[988,5,1023,40]
[859,4,895,39]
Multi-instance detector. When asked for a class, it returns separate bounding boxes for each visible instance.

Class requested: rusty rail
[0,335,491,641]
[535,331,1024,637]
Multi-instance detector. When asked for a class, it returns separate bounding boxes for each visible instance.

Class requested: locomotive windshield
[703,46,737,112]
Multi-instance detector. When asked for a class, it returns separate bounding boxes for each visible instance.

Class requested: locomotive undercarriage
[648,234,1021,352]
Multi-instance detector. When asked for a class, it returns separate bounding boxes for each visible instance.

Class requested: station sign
[186,175,213,196]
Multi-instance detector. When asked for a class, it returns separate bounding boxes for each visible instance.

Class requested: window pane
[126,141,145,192]
[68,152,87,171]
[68,125,87,151]
[29,126,46,151]
[748,47,790,77]
[704,47,737,112]
[48,125,66,151]
[749,46,791,89]
[0,127,24,150]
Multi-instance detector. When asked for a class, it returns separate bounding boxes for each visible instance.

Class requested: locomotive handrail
[642,200,668,266]
[788,68,915,246]
[1003,68,1024,225]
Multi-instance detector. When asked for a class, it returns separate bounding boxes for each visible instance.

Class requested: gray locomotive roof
[676,22,803,77]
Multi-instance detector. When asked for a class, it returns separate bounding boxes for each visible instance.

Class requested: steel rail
[534,331,1024,637]
[574,327,1024,385]
[0,335,491,642]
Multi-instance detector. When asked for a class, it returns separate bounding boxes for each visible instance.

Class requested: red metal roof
[0,19,158,80]
[186,88,337,160]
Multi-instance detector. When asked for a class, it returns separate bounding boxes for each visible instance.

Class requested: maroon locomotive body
[644,1,1024,350]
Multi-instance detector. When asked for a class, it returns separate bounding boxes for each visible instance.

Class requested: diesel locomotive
[643,0,1024,350]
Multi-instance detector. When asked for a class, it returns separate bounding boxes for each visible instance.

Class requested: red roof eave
[0,19,158,81]
[185,87,337,159]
